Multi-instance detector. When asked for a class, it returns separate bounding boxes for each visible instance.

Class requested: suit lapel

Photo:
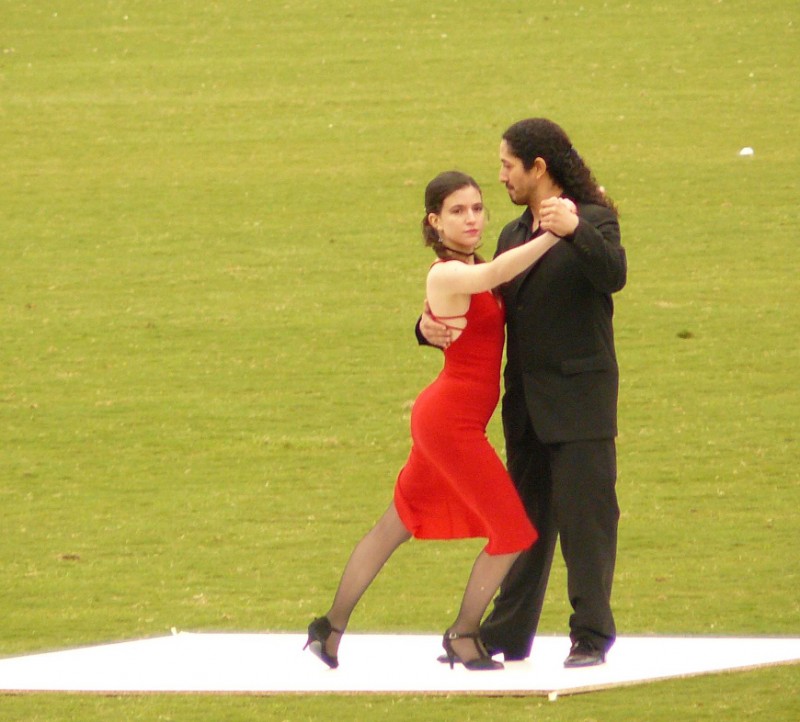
[500,209,540,303]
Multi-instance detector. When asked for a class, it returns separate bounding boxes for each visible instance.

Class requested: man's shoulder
[577,202,617,223]
[498,211,530,237]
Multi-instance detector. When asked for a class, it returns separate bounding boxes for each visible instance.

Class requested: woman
[305,171,571,671]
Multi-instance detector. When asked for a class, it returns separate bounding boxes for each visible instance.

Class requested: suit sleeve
[415,316,432,346]
[562,205,627,294]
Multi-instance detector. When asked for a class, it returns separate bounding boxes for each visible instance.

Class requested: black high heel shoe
[304,616,344,669]
[442,629,504,671]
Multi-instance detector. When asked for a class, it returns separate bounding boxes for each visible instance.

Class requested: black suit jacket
[497,203,626,444]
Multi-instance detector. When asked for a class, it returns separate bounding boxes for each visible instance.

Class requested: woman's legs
[448,549,521,663]
[323,501,411,657]
[314,497,521,665]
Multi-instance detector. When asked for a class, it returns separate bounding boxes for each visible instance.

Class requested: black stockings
[323,501,520,664]
[324,502,411,656]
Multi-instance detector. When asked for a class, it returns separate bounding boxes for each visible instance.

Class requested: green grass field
[2,0,798,719]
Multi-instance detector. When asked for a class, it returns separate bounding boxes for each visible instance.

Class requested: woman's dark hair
[502,118,617,216]
[421,171,484,260]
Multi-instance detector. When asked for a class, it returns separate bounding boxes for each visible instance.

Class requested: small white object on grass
[548,691,558,702]
[738,147,754,156]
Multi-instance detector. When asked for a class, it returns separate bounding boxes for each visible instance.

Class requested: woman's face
[428,185,485,251]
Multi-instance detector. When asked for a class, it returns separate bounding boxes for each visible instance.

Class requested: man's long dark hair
[502,118,618,216]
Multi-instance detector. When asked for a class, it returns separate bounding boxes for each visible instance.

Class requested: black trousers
[481,425,619,658]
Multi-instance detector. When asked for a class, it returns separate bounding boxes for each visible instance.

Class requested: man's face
[499,139,536,207]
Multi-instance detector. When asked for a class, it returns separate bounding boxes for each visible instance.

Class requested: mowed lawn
[1,1,798,720]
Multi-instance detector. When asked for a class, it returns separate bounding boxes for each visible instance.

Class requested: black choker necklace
[438,239,481,258]
[444,246,474,258]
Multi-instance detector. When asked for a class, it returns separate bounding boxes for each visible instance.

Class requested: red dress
[394,285,538,555]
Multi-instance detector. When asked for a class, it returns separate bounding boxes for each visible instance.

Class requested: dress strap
[430,309,467,332]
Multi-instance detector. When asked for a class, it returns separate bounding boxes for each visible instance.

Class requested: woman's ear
[428,212,441,233]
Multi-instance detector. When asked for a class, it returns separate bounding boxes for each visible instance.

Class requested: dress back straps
[428,259,468,331]
[429,310,467,332]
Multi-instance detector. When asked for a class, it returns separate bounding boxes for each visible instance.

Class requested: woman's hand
[540,196,578,238]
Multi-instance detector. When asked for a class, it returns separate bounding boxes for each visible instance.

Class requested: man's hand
[540,196,578,238]
[419,300,453,349]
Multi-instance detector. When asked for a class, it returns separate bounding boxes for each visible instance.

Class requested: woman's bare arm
[427,230,560,297]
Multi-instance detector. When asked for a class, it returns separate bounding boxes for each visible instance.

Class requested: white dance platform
[1,632,798,697]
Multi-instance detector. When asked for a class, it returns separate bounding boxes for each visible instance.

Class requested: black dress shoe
[563,639,605,668]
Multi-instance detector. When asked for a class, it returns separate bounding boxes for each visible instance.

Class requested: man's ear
[532,156,548,179]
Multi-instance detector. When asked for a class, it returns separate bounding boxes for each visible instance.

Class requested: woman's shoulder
[427,258,464,275]
[426,258,474,299]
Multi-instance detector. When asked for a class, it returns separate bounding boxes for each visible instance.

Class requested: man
[419,118,626,667]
